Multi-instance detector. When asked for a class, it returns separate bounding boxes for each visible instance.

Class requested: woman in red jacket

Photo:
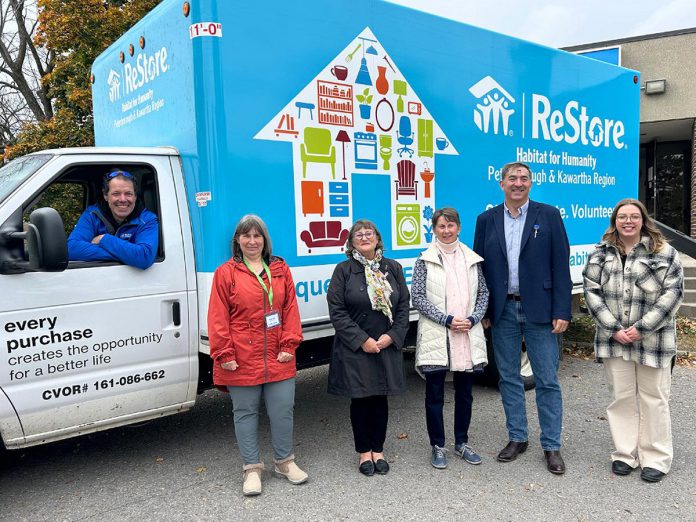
[208,214,306,496]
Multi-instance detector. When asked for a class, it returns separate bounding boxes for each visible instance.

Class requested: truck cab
[0,148,201,449]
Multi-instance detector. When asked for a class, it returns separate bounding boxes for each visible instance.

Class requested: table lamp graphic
[393,80,407,113]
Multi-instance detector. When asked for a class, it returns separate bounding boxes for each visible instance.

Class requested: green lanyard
[244,258,273,309]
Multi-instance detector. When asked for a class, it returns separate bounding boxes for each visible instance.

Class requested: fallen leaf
[196,466,207,473]
[397,432,408,439]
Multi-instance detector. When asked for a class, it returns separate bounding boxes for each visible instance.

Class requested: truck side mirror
[1,207,68,273]
[29,207,68,271]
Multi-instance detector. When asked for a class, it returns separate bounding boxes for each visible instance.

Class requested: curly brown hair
[345,219,384,258]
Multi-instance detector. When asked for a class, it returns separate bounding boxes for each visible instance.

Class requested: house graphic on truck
[255,27,457,256]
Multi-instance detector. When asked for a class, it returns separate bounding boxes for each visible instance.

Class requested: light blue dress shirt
[503,200,529,294]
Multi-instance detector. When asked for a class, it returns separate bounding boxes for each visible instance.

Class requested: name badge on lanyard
[265,311,281,329]
[244,258,282,330]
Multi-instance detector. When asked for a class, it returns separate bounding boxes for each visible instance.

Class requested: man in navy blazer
[473,161,572,475]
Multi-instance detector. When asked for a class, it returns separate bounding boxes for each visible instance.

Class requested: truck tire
[478,331,564,391]
[520,351,535,391]
[476,329,537,391]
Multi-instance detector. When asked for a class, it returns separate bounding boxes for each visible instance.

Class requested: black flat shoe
[611,460,633,476]
[359,460,375,476]
[373,459,390,475]
[640,467,665,483]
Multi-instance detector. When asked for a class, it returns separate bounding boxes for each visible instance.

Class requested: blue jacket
[67,203,159,269]
[473,200,572,325]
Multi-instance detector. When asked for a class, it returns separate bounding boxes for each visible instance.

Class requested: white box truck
[0,0,639,450]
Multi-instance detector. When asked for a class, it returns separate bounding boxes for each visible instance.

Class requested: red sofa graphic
[300,220,349,252]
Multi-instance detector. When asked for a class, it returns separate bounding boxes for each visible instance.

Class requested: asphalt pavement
[1,355,694,521]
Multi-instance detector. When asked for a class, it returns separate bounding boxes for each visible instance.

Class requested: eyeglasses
[616,214,642,223]
[354,231,375,240]
[105,170,134,180]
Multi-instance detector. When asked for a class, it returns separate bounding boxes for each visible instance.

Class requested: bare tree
[0,0,54,145]
[0,87,28,144]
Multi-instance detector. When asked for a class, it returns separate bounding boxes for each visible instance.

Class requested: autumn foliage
[5,0,162,160]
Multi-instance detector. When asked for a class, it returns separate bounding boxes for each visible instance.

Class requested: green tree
[5,0,161,160]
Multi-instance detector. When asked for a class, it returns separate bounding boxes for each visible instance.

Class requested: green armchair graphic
[301,127,336,178]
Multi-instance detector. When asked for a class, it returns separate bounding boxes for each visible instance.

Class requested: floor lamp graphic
[335,130,351,180]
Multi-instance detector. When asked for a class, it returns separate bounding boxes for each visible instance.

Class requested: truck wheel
[476,329,537,391]
[520,351,536,391]
[519,333,563,390]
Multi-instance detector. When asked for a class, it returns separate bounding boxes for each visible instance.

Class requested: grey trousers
[227,378,296,465]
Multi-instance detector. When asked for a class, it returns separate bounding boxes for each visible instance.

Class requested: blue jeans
[491,299,563,450]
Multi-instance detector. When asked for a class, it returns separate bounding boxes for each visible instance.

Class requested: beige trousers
[603,357,673,473]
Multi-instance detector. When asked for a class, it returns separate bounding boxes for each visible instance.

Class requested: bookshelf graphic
[317,81,354,127]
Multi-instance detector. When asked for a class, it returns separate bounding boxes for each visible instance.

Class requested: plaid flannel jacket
[582,237,683,368]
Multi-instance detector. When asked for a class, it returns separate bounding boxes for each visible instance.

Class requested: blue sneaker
[454,443,482,465]
[431,445,447,469]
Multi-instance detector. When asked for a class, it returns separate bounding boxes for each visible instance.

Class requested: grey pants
[227,378,296,465]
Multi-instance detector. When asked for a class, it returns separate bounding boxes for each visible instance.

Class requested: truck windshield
[0,154,53,204]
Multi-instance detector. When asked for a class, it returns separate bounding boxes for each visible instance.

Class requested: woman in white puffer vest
[412,207,489,470]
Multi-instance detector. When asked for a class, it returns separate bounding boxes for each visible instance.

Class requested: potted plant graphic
[356,88,373,119]
[423,205,434,242]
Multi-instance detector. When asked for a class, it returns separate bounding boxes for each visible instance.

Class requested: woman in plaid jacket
[583,198,683,483]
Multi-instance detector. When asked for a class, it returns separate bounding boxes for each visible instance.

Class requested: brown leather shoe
[497,441,528,462]
[544,450,566,474]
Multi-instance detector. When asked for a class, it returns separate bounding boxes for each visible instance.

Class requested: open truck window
[23,181,86,237]
[15,162,164,269]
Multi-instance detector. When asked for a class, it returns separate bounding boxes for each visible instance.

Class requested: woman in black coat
[327,219,410,477]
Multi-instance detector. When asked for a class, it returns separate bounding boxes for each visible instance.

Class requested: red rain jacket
[207,257,302,387]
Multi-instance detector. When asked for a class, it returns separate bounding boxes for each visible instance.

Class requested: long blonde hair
[601,198,665,254]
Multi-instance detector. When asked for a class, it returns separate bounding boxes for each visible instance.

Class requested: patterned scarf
[352,249,394,324]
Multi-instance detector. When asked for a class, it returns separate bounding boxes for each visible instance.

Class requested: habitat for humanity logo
[469,76,515,136]
[107,70,121,102]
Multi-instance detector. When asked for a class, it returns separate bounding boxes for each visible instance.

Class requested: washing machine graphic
[395,203,421,246]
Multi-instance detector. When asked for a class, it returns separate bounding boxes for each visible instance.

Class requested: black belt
[506,294,521,301]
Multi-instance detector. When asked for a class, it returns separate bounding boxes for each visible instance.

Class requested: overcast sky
[389,0,696,47]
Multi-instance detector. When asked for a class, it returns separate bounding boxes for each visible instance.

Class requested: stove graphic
[353,132,378,170]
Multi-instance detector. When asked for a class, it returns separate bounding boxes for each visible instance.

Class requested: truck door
[0,153,197,448]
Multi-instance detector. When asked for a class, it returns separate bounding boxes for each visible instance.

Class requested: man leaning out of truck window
[67,169,159,270]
